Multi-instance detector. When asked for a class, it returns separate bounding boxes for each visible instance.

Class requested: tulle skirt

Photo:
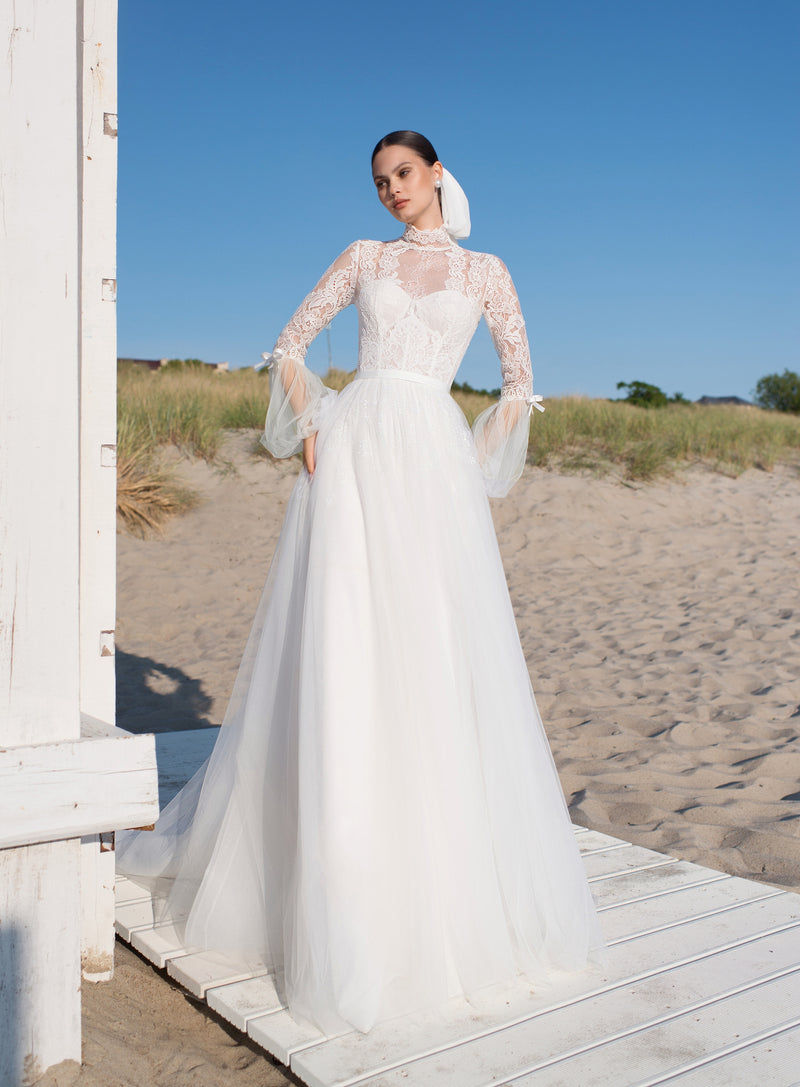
[117,369,604,1035]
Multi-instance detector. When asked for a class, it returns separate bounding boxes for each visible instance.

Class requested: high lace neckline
[400,223,454,249]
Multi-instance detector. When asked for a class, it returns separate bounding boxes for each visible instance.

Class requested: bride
[117,130,605,1036]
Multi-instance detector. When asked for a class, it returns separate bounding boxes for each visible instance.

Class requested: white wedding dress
[117,223,604,1036]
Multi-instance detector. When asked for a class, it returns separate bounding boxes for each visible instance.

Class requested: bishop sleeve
[260,242,359,459]
[471,256,543,497]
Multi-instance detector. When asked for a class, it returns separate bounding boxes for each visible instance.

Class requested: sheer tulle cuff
[259,351,337,459]
[472,394,541,498]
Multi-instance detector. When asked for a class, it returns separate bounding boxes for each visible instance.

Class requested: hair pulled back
[371,130,439,167]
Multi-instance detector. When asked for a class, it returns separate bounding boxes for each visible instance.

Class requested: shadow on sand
[116,647,217,734]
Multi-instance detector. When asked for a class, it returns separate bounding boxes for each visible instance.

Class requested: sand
[35,941,297,1087]
[38,434,800,1085]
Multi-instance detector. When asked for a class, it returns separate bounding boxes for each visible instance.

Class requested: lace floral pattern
[272,243,359,363]
[267,225,538,495]
[272,226,534,400]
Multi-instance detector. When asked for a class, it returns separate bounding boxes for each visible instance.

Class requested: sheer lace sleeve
[261,243,359,459]
[471,256,541,497]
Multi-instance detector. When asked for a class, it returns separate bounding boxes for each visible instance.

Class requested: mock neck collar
[400,223,454,248]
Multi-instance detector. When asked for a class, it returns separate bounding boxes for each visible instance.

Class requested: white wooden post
[0,4,84,1077]
[78,0,122,984]
[0,2,158,1081]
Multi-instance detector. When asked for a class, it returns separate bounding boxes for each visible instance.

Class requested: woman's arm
[472,257,543,497]
[260,242,360,467]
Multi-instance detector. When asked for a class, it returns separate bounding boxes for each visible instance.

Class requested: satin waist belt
[355,368,449,390]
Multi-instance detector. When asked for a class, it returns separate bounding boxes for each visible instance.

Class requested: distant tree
[616,380,669,408]
[451,379,501,398]
[753,370,800,414]
[616,381,691,408]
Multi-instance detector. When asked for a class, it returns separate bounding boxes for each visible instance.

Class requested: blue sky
[118,0,799,400]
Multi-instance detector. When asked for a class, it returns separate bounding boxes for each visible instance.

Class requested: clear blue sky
[117,0,799,401]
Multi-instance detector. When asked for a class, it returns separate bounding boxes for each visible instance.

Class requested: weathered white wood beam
[0,841,82,1082]
[0,727,158,850]
[0,6,81,750]
[0,0,150,1076]
[77,0,122,985]
[79,0,118,724]
[80,836,117,980]
[1,0,85,1078]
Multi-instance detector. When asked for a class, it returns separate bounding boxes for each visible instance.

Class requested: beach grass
[117,361,270,459]
[525,396,800,479]
[116,413,199,534]
[117,362,800,529]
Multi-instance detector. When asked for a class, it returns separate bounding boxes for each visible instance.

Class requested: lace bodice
[273,225,533,399]
[262,225,541,496]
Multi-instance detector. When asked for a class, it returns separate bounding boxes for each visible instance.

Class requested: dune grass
[525,397,800,480]
[116,413,199,535]
[117,361,271,459]
[117,362,800,531]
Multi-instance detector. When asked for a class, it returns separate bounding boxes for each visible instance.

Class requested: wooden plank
[591,862,727,908]
[114,875,154,908]
[249,1010,332,1068]
[508,976,800,1087]
[168,950,269,999]
[114,835,800,1087]
[0,840,82,1084]
[640,1023,800,1085]
[206,974,286,1031]
[78,0,118,729]
[583,845,677,881]
[291,896,800,1087]
[115,898,165,942]
[575,830,633,854]
[0,0,81,748]
[131,923,192,969]
[335,934,800,1087]
[0,730,159,848]
[600,878,782,943]
[80,838,116,980]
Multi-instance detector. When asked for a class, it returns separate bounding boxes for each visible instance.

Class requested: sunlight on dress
[117,223,605,1035]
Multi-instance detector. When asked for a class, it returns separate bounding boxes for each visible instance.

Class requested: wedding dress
[117,223,604,1036]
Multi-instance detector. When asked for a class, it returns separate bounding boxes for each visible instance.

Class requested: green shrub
[616,380,669,408]
[753,370,800,414]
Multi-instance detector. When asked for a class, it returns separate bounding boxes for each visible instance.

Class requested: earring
[435,180,442,189]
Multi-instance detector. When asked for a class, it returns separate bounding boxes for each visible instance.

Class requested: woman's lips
[394,199,409,210]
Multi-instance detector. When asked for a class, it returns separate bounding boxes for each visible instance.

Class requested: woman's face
[372,147,444,230]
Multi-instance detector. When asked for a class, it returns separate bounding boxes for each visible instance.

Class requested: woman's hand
[302,433,317,477]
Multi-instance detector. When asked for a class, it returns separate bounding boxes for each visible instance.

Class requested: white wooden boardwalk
[115,826,800,1086]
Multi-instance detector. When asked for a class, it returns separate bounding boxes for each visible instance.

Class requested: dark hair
[371,130,439,167]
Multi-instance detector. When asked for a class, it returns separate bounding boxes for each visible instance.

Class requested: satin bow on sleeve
[526,394,545,415]
[255,348,285,373]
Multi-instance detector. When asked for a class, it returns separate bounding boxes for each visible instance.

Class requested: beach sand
[38,433,800,1085]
